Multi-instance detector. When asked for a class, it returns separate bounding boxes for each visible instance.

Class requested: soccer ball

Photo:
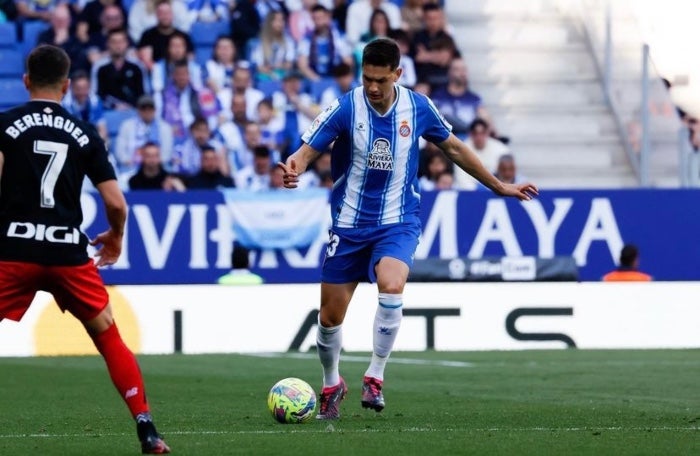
[267,377,317,424]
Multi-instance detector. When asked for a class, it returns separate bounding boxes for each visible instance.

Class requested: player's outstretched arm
[277,143,322,189]
[437,134,538,201]
[91,179,127,267]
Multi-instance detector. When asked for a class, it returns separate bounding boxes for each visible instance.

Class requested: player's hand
[500,182,539,201]
[89,229,123,267]
[277,159,299,189]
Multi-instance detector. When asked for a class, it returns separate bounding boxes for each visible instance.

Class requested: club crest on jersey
[367,138,393,170]
[399,120,411,137]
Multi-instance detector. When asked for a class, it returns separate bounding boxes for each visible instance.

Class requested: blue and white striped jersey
[302,85,452,228]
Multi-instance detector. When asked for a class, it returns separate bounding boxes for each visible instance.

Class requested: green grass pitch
[0,350,698,455]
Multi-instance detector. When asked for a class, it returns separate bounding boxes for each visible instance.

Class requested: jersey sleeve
[418,94,453,144]
[85,129,117,186]
[301,97,346,152]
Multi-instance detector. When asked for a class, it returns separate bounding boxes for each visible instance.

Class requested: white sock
[365,293,403,381]
[316,317,342,388]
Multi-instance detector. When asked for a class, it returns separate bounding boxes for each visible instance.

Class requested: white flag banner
[221,188,330,249]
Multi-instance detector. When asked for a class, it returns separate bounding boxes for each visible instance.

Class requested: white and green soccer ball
[267,377,317,424]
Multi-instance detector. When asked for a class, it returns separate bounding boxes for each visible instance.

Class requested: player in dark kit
[0,45,170,454]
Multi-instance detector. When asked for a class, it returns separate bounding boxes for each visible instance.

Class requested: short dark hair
[107,28,128,41]
[141,141,160,150]
[331,62,353,78]
[253,145,271,159]
[388,28,410,46]
[469,118,489,133]
[200,144,216,154]
[619,244,639,268]
[362,37,400,70]
[189,117,209,130]
[26,45,70,88]
[422,3,442,14]
[70,69,90,82]
[311,4,329,14]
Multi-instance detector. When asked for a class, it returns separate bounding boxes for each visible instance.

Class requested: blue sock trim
[378,301,403,309]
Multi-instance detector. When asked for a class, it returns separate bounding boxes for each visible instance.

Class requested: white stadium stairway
[446,0,683,188]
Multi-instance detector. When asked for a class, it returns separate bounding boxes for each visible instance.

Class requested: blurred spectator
[269,164,285,189]
[430,58,486,138]
[331,0,348,34]
[435,170,454,190]
[186,145,235,188]
[256,98,284,151]
[300,151,330,187]
[344,0,400,47]
[135,0,193,71]
[84,4,132,65]
[453,119,509,190]
[128,141,186,190]
[217,65,265,122]
[155,60,221,144]
[319,62,357,109]
[215,93,248,173]
[413,80,430,96]
[217,242,264,285]
[317,169,333,189]
[602,244,652,282]
[389,28,416,89]
[185,0,228,24]
[287,0,315,43]
[129,0,191,42]
[174,116,227,175]
[235,145,273,191]
[205,36,237,94]
[400,0,423,36]
[37,4,90,73]
[229,0,261,57]
[297,4,353,82]
[151,31,203,93]
[15,0,64,22]
[91,28,148,110]
[419,148,451,191]
[353,8,391,69]
[62,70,107,140]
[410,2,460,89]
[493,154,525,185]
[249,10,295,82]
[273,70,319,158]
[115,94,174,172]
[77,0,127,43]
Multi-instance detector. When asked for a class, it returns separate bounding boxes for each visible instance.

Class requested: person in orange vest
[602,244,652,282]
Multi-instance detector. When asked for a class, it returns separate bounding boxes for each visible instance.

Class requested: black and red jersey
[0,100,116,265]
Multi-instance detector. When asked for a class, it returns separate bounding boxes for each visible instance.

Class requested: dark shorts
[321,221,421,284]
[0,259,108,322]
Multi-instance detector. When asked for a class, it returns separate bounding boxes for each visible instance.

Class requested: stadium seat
[307,77,336,103]
[0,49,26,77]
[103,108,136,137]
[195,46,213,67]
[256,79,282,98]
[190,20,230,47]
[0,79,29,107]
[0,23,17,48]
[21,21,46,56]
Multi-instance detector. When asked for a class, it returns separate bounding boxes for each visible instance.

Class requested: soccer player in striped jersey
[279,38,538,420]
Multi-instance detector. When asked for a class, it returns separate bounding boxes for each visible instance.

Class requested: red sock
[91,323,150,419]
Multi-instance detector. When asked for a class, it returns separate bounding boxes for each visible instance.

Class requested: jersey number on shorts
[326,232,340,257]
[33,140,68,208]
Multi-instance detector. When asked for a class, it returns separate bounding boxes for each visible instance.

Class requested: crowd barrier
[79,189,700,283]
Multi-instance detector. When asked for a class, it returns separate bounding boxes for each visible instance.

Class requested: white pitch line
[247,352,474,367]
[0,426,698,439]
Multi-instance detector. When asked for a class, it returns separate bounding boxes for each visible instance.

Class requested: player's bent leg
[362,258,410,412]
[85,306,170,454]
[316,282,356,420]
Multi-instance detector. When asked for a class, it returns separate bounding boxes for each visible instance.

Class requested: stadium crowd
[0,0,517,192]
